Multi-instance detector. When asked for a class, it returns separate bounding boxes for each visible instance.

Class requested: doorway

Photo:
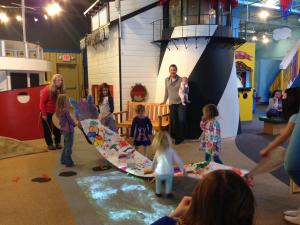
[57,64,78,100]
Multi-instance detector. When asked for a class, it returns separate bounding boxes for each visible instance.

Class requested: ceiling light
[44,14,48,20]
[0,12,9,23]
[252,36,258,41]
[34,17,38,22]
[16,15,22,22]
[259,10,269,19]
[262,37,270,44]
[46,3,62,17]
[262,34,266,39]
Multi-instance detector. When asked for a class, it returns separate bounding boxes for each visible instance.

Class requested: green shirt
[163,75,182,105]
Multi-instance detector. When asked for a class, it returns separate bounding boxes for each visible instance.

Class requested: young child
[98,83,117,132]
[199,104,223,164]
[151,131,185,198]
[266,90,283,118]
[178,76,190,106]
[56,94,76,167]
[130,105,152,156]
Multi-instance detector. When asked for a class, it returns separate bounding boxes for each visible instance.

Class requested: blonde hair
[56,94,68,115]
[151,131,172,153]
[50,74,65,99]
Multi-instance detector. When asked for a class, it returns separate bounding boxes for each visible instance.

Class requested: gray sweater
[163,75,182,105]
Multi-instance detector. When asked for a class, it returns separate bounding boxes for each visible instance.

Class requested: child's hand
[169,196,192,218]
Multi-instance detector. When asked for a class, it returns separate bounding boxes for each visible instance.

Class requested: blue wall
[256,59,281,103]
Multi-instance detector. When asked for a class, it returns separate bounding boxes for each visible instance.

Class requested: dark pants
[41,112,61,146]
[61,132,74,166]
[266,109,281,118]
[169,104,187,141]
[205,152,224,164]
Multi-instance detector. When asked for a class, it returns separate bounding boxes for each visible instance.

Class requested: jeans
[101,114,117,132]
[156,174,173,194]
[61,132,74,166]
[169,104,187,141]
[287,170,300,187]
[41,113,61,146]
[266,109,281,118]
[205,152,223,164]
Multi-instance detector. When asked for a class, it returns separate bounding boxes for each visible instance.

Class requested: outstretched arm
[260,122,295,157]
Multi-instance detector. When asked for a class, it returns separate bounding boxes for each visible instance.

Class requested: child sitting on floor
[130,105,152,157]
[151,131,185,198]
[199,104,223,164]
[56,94,76,167]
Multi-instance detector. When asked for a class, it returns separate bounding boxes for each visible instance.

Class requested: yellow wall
[43,52,84,100]
[236,42,256,121]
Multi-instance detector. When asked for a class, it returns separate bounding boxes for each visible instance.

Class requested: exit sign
[62,54,71,62]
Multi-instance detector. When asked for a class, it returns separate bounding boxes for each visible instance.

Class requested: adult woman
[266,90,283,118]
[260,87,300,224]
[40,74,65,150]
[162,64,187,145]
[151,170,255,225]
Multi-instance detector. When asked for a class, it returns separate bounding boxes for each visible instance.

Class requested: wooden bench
[259,116,287,135]
[113,102,170,136]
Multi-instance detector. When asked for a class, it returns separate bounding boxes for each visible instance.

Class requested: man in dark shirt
[162,64,187,144]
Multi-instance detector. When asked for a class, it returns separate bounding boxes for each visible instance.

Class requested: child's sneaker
[155,193,162,197]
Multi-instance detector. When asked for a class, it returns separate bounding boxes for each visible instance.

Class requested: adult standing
[40,74,65,150]
[162,64,187,145]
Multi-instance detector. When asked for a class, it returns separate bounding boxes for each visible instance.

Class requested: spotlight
[259,10,269,19]
[252,36,258,41]
[0,12,9,23]
[44,14,48,20]
[34,17,38,22]
[16,15,22,22]
[46,3,62,17]
[262,37,270,44]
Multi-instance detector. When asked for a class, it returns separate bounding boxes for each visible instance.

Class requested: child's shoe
[166,193,174,198]
[56,143,62,149]
[284,208,300,217]
[155,193,162,197]
[48,145,56,150]
[285,214,300,224]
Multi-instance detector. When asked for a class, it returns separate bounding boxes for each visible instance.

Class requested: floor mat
[76,171,175,225]
[0,136,46,160]
[236,133,289,185]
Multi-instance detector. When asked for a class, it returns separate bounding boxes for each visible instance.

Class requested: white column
[27,73,31,87]
[1,40,5,57]
[7,73,11,90]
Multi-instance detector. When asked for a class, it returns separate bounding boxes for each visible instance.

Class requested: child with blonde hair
[151,131,185,198]
[199,104,223,164]
[56,94,76,167]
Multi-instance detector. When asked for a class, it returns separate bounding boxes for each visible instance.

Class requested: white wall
[121,6,162,109]
[109,0,158,21]
[87,25,121,111]
[217,59,239,138]
[0,71,7,91]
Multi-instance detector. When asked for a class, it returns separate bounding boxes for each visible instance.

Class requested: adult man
[162,64,187,145]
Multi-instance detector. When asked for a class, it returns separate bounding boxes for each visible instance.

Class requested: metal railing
[0,40,43,59]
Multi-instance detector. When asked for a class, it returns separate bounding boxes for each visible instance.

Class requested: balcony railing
[0,40,43,59]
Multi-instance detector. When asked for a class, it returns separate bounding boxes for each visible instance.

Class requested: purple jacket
[58,108,76,134]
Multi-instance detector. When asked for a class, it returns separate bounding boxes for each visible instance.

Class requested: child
[98,83,117,132]
[178,76,190,106]
[130,105,152,156]
[266,90,283,118]
[56,94,76,167]
[151,131,185,198]
[199,104,223,164]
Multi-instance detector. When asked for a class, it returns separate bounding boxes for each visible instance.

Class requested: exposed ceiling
[0,0,95,50]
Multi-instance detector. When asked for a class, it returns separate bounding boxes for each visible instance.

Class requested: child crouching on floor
[199,104,223,164]
[56,94,76,167]
[151,131,185,198]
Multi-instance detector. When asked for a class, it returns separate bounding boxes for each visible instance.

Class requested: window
[10,73,28,90]
[169,0,182,27]
[30,73,39,87]
[91,6,109,31]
